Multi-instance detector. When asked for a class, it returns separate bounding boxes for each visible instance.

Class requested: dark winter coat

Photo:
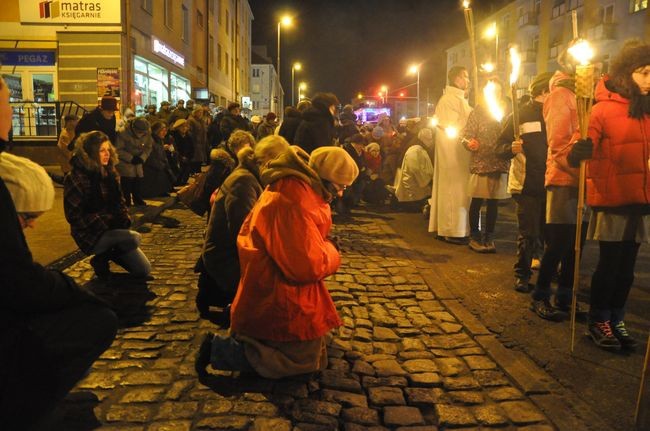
[171,130,194,162]
[201,151,263,301]
[257,120,277,141]
[338,111,359,144]
[75,107,117,145]
[188,116,208,164]
[497,100,548,197]
[115,124,153,178]
[64,142,130,254]
[142,134,175,198]
[294,106,336,154]
[278,111,302,144]
[219,111,249,143]
[0,168,102,415]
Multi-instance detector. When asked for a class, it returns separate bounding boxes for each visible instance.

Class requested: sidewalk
[47,203,608,430]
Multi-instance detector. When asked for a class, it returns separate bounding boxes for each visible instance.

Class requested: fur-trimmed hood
[71,135,119,174]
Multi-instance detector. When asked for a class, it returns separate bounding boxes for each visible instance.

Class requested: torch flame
[481,62,495,73]
[483,80,504,122]
[445,126,458,139]
[568,39,595,66]
[430,116,439,128]
[509,47,521,86]
[462,0,470,8]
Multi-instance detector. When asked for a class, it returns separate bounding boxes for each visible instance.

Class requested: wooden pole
[635,332,650,428]
[463,6,479,106]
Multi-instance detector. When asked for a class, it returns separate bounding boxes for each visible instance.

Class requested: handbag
[177,172,209,216]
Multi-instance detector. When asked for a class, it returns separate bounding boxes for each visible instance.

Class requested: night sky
[247,0,506,106]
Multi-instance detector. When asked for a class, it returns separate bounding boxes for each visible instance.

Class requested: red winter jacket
[543,71,580,187]
[586,77,650,209]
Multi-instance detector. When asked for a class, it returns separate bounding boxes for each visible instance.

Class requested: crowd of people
[0,37,648,426]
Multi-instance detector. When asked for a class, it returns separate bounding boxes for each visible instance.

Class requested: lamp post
[291,62,302,106]
[276,15,293,112]
[380,85,388,105]
[409,64,421,117]
[298,82,307,102]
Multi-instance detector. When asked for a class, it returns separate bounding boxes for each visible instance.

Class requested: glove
[567,138,593,167]
[131,155,144,165]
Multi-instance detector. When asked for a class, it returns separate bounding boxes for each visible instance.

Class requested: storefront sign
[0,50,56,66]
[97,68,120,98]
[20,0,121,24]
[152,39,185,68]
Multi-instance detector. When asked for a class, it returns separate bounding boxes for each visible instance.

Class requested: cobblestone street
[55,204,582,430]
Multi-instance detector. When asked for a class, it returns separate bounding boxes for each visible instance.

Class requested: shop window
[182,6,189,41]
[197,10,204,29]
[164,0,173,28]
[630,0,647,12]
[171,73,191,103]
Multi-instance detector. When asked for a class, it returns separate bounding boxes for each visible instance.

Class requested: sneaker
[195,332,214,376]
[514,279,532,293]
[588,321,621,350]
[468,238,487,253]
[530,299,563,321]
[531,258,541,270]
[611,321,637,349]
[483,239,496,253]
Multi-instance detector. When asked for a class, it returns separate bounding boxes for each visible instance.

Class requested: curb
[377,217,612,431]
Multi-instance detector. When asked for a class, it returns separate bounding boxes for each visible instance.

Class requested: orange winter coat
[586,77,650,209]
[231,149,342,341]
[543,71,580,187]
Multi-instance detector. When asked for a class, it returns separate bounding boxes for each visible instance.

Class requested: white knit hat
[0,152,55,213]
[309,146,359,186]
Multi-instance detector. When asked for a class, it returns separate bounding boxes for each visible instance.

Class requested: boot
[468,231,487,253]
[483,232,496,253]
[90,252,111,279]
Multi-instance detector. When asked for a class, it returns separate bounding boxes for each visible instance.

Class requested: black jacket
[278,112,302,144]
[219,112,249,143]
[497,100,547,197]
[75,107,117,145]
[294,106,336,154]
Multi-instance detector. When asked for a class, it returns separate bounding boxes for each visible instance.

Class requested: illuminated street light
[298,82,307,101]
[277,14,294,112]
[357,93,363,100]
[380,85,388,104]
[291,62,302,106]
[408,64,421,117]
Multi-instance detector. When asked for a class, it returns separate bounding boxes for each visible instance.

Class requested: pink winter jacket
[543,71,580,187]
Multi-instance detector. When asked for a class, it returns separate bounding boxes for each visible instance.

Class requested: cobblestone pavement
[56,204,567,430]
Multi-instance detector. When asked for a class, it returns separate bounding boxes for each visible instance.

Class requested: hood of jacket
[260,146,330,201]
[70,137,118,174]
[594,75,629,105]
[549,70,575,93]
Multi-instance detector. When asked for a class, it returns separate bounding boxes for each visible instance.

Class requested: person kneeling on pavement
[195,136,290,323]
[64,130,152,280]
[0,150,117,430]
[196,146,358,379]
[389,128,434,212]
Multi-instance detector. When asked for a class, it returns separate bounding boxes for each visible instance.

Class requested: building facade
[446,0,649,99]
[250,46,283,119]
[0,0,252,145]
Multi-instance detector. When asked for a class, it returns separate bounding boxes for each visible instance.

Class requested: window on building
[142,0,152,14]
[226,10,230,34]
[532,35,539,52]
[209,0,214,15]
[209,36,215,64]
[225,52,229,75]
[182,5,189,41]
[197,10,204,29]
[630,0,648,12]
[601,4,615,22]
[534,0,541,14]
[218,44,222,70]
[164,0,173,28]
[501,14,510,37]
[252,68,259,77]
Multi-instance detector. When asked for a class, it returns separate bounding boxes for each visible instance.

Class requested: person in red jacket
[568,40,650,350]
[196,144,359,378]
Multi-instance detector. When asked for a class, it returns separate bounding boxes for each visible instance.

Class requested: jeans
[532,223,587,305]
[2,303,117,430]
[513,194,545,282]
[590,241,640,323]
[93,229,151,277]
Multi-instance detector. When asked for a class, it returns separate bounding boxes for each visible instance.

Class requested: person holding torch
[567,40,650,350]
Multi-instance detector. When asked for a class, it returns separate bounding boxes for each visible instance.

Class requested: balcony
[586,22,617,41]
[518,12,539,28]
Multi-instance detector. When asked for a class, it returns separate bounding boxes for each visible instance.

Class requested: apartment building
[249,46,284,119]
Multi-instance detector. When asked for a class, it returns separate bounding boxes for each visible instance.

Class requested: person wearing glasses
[196,144,358,379]
[0,76,117,429]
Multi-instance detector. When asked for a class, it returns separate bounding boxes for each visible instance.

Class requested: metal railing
[9,101,87,142]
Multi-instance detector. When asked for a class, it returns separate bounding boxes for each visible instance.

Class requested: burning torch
[567,34,595,353]
[462,0,479,106]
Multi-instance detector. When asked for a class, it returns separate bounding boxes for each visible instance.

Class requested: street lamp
[484,22,499,70]
[408,64,421,117]
[298,82,307,102]
[380,85,388,105]
[291,62,302,106]
[277,15,293,112]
